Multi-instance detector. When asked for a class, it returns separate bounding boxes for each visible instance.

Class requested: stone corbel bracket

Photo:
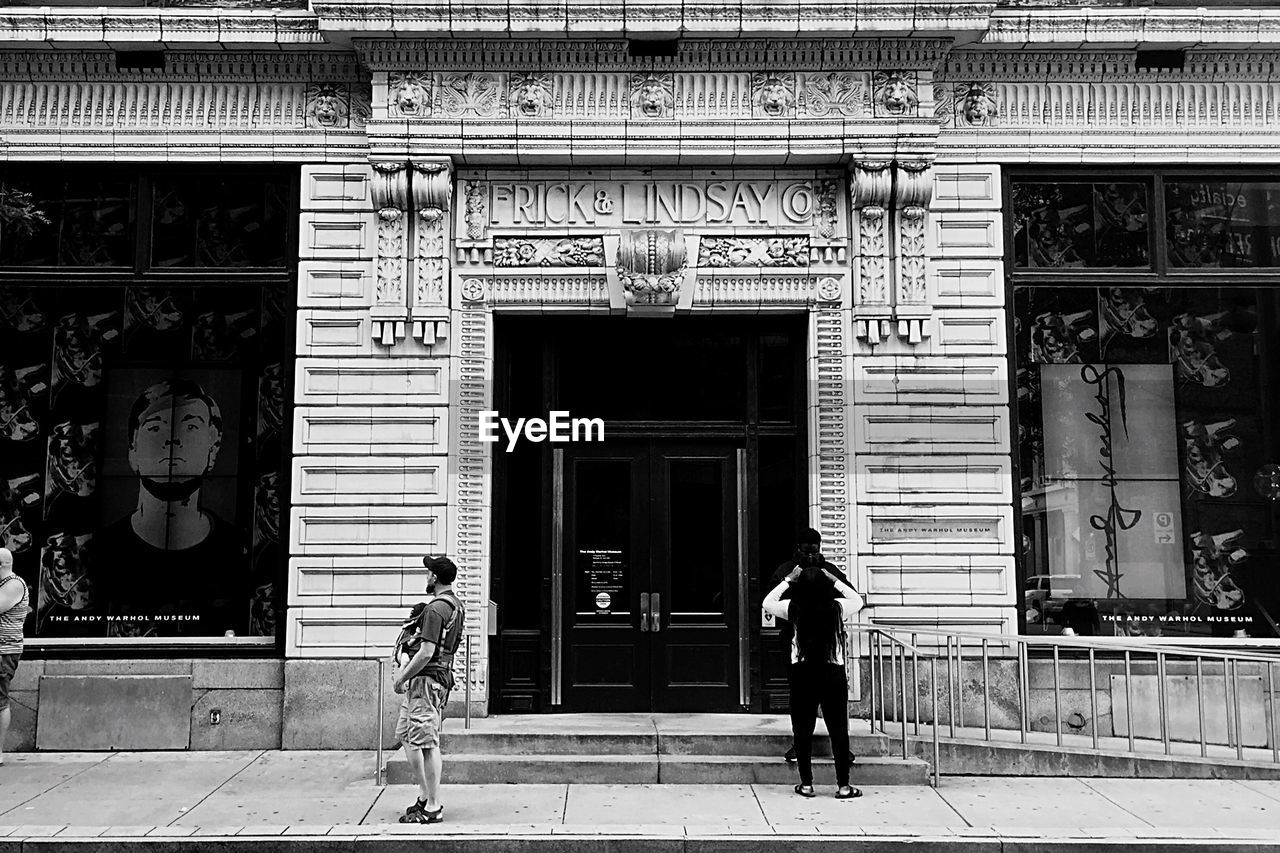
[893,159,934,346]
[851,160,894,346]
[603,231,699,317]
[412,159,454,346]
[370,160,411,347]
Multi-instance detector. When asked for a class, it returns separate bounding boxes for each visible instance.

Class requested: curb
[3,833,1280,852]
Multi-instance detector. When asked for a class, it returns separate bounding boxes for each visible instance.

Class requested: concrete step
[658,755,931,785]
[437,729,889,757]
[385,753,929,785]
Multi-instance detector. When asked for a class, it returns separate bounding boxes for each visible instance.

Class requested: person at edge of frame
[392,555,465,825]
[0,547,31,765]
[769,527,860,766]
[763,560,864,800]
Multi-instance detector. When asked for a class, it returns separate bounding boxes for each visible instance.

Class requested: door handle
[650,592,661,633]
[640,592,650,632]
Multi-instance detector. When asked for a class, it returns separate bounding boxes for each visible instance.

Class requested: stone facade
[2,1,1279,745]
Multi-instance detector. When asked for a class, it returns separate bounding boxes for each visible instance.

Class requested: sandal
[794,784,816,798]
[836,785,862,799]
[399,804,444,824]
[404,797,428,816]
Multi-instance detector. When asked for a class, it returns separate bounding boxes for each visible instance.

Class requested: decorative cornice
[356,38,955,72]
[0,50,362,82]
[322,4,993,40]
[985,7,1280,48]
[0,9,323,48]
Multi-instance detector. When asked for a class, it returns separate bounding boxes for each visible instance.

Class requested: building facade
[1,0,1278,749]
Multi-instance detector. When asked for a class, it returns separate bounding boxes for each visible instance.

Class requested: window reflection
[1166,181,1280,268]
[1016,286,1280,638]
[1013,182,1150,269]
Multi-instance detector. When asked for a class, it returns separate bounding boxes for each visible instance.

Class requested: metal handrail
[864,623,1280,770]
[859,626,941,787]
[871,624,1280,663]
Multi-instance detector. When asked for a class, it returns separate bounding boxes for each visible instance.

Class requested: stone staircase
[383,713,931,785]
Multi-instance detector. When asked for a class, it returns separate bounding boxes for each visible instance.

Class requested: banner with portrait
[0,283,286,642]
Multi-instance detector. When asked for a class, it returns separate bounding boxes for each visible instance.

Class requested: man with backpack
[392,556,465,824]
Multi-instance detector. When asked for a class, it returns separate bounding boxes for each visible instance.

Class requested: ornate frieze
[938,50,1280,131]
[455,170,850,314]
[698,237,809,268]
[381,68,886,121]
[0,51,368,133]
[493,237,606,267]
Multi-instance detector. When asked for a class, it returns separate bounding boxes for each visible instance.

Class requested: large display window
[1011,171,1280,640]
[0,166,294,646]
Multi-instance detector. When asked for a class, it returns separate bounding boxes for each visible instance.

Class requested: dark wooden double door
[561,440,742,712]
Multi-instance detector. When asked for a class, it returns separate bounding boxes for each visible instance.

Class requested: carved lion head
[960,83,997,126]
[631,75,674,119]
[307,84,347,128]
[877,72,917,116]
[510,74,553,118]
[391,75,429,116]
[753,74,794,117]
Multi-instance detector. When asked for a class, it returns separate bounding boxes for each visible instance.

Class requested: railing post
[1087,649,1099,750]
[1018,641,1029,744]
[1223,657,1234,752]
[1231,657,1245,762]
[981,639,991,742]
[1196,656,1207,759]
[946,635,956,738]
[868,631,878,735]
[1156,651,1170,755]
[376,658,386,786]
[1052,644,1063,747]
[899,643,909,760]
[889,641,899,728]
[1269,661,1278,766]
[912,633,921,737]
[930,657,940,788]
[1124,651,1135,753]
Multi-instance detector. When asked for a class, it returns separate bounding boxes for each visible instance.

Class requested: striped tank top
[0,575,29,654]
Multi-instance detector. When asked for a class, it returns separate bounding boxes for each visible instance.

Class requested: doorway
[491,317,807,714]
[560,440,742,711]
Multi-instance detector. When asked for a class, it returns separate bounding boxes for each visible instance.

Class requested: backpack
[428,591,464,660]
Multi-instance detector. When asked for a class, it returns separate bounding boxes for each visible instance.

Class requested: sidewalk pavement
[0,751,1278,850]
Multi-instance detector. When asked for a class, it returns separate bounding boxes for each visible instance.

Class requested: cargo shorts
[0,653,18,711]
[395,675,449,750]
